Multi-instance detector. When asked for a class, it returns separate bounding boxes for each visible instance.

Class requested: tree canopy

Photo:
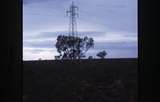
[96,50,107,59]
[55,35,94,60]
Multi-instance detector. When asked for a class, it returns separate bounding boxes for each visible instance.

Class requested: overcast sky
[23,0,137,60]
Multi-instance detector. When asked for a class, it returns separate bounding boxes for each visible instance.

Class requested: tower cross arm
[66,10,71,16]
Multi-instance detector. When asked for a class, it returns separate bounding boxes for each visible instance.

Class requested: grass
[23,58,137,102]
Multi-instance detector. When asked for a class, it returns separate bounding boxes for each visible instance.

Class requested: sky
[23,0,137,60]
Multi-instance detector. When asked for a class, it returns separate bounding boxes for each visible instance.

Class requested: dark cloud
[24,41,53,48]
[95,41,137,50]
[24,38,137,52]
[23,0,71,5]
[36,31,105,38]
[23,0,49,5]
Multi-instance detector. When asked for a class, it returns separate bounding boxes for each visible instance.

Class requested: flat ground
[23,58,137,102]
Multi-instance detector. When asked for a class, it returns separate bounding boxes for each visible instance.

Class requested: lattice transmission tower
[66,1,79,36]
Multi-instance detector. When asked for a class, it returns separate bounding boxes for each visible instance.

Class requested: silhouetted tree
[55,35,94,60]
[96,50,107,59]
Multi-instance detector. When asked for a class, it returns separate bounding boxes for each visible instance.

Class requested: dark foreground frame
[2,0,155,102]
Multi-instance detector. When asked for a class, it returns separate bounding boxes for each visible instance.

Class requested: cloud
[95,42,137,50]
[23,47,58,60]
[93,31,136,43]
[25,31,105,39]
[23,0,137,32]
[23,51,57,60]
[23,30,137,60]
[23,0,53,5]
[24,30,136,39]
